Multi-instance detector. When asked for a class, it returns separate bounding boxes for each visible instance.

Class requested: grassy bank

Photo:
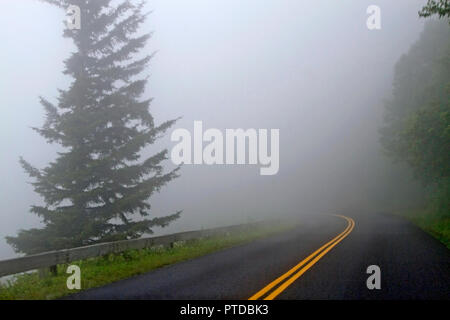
[0,222,292,300]
[396,208,450,249]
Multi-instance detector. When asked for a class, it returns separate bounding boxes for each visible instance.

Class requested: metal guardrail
[0,221,269,278]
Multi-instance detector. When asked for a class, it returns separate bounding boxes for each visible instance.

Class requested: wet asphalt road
[67,213,449,300]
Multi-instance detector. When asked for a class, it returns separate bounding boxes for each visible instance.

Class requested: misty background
[0,0,427,259]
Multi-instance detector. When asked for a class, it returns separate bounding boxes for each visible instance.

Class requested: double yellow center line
[249,215,355,300]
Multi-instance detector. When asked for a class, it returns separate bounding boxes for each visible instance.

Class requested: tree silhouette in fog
[7,0,180,254]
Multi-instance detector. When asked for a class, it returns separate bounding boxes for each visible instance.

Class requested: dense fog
[0,0,428,259]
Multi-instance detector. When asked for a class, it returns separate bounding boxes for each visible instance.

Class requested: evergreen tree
[6,0,180,254]
[419,0,450,20]
[380,20,450,215]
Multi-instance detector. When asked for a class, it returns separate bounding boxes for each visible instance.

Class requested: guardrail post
[49,265,57,276]
[38,265,57,278]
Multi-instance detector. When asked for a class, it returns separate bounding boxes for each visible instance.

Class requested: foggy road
[66,213,450,300]
[1,0,448,307]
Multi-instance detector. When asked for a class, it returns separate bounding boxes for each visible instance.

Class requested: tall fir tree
[6,0,180,254]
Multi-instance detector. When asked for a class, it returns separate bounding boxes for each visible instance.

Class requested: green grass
[395,208,450,249]
[0,222,293,300]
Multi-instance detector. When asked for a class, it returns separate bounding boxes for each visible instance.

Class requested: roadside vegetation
[0,222,293,300]
[396,208,450,249]
[381,1,449,247]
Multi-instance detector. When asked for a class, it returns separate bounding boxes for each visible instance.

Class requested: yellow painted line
[249,215,352,300]
[264,217,354,300]
[249,215,354,300]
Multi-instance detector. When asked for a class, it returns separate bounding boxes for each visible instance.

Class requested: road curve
[67,213,449,300]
